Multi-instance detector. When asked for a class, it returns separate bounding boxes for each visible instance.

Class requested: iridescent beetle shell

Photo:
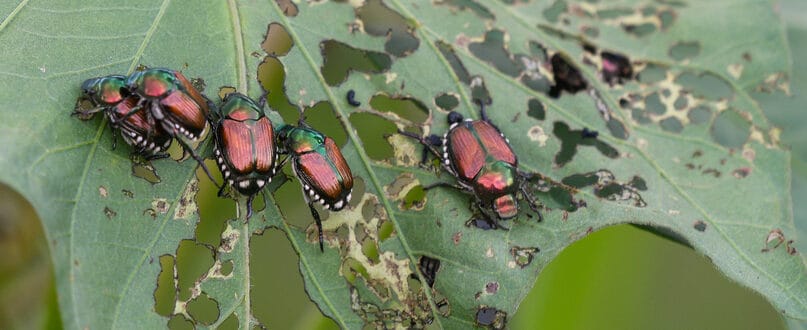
[277,122,353,251]
[443,115,520,219]
[78,75,172,157]
[277,125,353,211]
[213,92,277,218]
[126,68,210,141]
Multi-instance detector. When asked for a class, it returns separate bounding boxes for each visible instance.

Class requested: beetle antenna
[257,90,269,109]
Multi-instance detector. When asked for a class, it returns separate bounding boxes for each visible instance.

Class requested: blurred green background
[1,1,806,329]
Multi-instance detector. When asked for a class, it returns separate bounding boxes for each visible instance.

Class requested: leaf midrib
[266,0,447,326]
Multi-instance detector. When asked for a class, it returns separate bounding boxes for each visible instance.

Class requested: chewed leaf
[0,0,803,328]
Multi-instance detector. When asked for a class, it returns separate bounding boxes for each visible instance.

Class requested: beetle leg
[422,181,465,192]
[276,155,290,170]
[398,130,443,165]
[71,105,106,117]
[520,185,543,222]
[217,181,228,197]
[307,202,324,252]
[245,194,255,221]
[477,100,489,122]
[145,152,170,161]
[175,137,220,188]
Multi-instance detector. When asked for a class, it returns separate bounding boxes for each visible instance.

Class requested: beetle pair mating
[75,68,218,184]
[400,103,542,228]
[212,92,353,250]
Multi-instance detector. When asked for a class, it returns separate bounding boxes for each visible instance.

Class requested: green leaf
[0,0,804,328]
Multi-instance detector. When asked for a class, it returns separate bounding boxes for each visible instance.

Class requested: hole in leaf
[598,7,633,19]
[669,41,701,61]
[369,93,430,124]
[262,22,293,56]
[601,51,633,85]
[543,0,567,23]
[274,0,298,17]
[176,239,215,301]
[694,220,707,232]
[549,54,587,97]
[257,56,300,124]
[418,256,441,287]
[320,39,392,86]
[711,109,750,149]
[131,160,161,184]
[468,29,524,77]
[167,314,194,330]
[476,306,507,329]
[154,255,176,317]
[644,92,666,115]
[349,112,397,161]
[623,23,656,37]
[688,105,712,124]
[356,0,420,56]
[511,246,539,268]
[436,41,471,83]
[637,63,667,83]
[527,98,545,121]
[303,101,349,147]
[675,72,732,101]
[186,292,220,326]
[659,10,676,29]
[251,229,338,328]
[553,122,619,167]
[660,117,683,133]
[434,92,459,111]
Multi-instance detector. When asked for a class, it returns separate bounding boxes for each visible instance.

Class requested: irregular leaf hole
[320,39,392,86]
[436,40,471,83]
[261,22,293,56]
[349,112,397,161]
[186,292,219,326]
[217,86,236,101]
[378,219,395,242]
[369,93,429,124]
[549,54,587,97]
[434,92,459,112]
[274,0,298,17]
[167,314,194,330]
[637,63,667,84]
[250,229,338,328]
[660,117,683,133]
[644,92,666,115]
[219,260,234,277]
[131,160,161,184]
[688,105,712,124]
[418,256,441,287]
[511,246,539,268]
[659,10,676,30]
[476,306,507,329]
[468,29,524,77]
[154,255,176,317]
[693,220,707,232]
[218,312,239,330]
[623,23,656,37]
[542,0,567,23]
[711,109,751,149]
[597,7,632,19]
[676,72,733,101]
[601,52,633,85]
[175,239,215,301]
[527,98,545,121]
[362,237,380,264]
[356,0,420,56]
[303,101,349,147]
[196,160,235,247]
[669,41,701,61]
[552,122,619,168]
[257,56,299,123]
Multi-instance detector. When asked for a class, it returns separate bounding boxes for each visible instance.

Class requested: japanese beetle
[212,92,278,219]
[125,67,217,182]
[75,75,172,159]
[399,103,541,228]
[276,114,353,251]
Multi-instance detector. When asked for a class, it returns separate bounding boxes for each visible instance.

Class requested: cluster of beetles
[74,67,541,251]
